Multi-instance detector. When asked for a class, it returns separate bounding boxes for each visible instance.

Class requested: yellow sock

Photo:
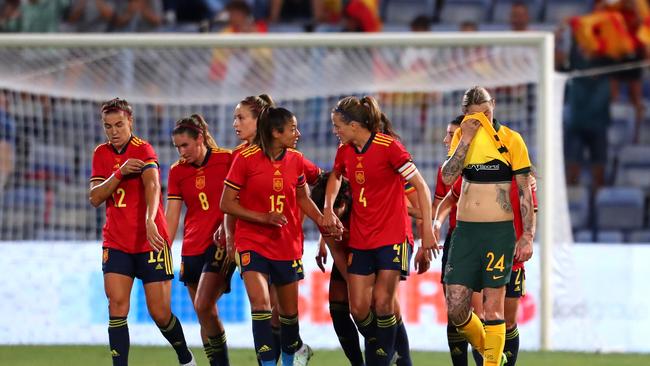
[483,320,506,366]
[456,312,485,354]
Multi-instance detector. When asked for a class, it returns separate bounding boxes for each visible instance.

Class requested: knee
[148,307,171,326]
[348,301,368,321]
[249,294,271,313]
[107,297,130,316]
[447,305,470,327]
[372,293,394,316]
[194,296,216,319]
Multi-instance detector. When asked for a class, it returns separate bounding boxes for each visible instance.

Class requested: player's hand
[119,158,145,175]
[146,218,165,252]
[413,246,431,274]
[460,118,481,142]
[420,226,439,260]
[433,219,442,244]
[514,233,533,262]
[321,211,344,238]
[315,240,328,273]
[264,211,287,227]
[213,224,226,246]
[225,235,236,263]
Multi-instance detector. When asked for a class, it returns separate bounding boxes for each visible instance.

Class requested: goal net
[0,33,576,350]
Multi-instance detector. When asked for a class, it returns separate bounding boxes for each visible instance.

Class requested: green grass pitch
[1,346,649,365]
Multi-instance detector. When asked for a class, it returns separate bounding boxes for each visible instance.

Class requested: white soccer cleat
[180,350,197,366]
[293,343,314,366]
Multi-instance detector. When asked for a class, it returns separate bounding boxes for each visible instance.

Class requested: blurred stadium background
[1,0,650,365]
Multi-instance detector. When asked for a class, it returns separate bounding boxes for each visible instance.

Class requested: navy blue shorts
[506,267,526,298]
[180,244,236,293]
[102,246,174,284]
[347,241,412,277]
[237,250,304,286]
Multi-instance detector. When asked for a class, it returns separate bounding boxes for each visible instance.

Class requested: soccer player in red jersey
[220,106,333,366]
[322,96,436,366]
[226,94,319,365]
[165,114,234,366]
[435,174,538,366]
[88,98,195,366]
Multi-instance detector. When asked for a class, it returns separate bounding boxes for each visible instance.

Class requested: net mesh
[0,35,543,243]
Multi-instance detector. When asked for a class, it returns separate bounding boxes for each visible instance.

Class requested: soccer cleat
[293,343,313,366]
[180,350,197,366]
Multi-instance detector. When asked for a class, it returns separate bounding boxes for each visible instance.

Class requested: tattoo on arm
[516,173,535,237]
[496,186,512,213]
[441,140,469,185]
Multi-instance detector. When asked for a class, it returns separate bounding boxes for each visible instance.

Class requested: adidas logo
[290,341,300,350]
[393,257,400,263]
[376,348,388,356]
[173,341,184,347]
[451,347,463,356]
[155,263,163,270]
[111,349,120,357]
[258,345,272,353]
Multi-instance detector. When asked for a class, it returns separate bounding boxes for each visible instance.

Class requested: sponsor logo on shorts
[492,275,504,280]
[102,248,109,263]
[155,263,163,270]
[241,252,251,266]
[347,253,353,266]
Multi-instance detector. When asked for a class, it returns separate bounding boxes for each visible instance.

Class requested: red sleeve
[434,168,446,200]
[167,165,182,200]
[388,139,417,181]
[90,147,109,182]
[333,146,346,178]
[296,156,306,188]
[302,157,321,185]
[224,153,247,191]
[451,176,462,198]
[138,143,159,172]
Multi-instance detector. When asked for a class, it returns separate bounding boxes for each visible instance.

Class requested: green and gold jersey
[448,113,531,182]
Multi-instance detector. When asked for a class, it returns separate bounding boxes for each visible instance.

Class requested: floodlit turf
[0,346,649,365]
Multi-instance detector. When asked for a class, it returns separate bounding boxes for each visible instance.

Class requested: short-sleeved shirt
[234,142,320,184]
[333,133,416,250]
[224,145,306,261]
[167,147,233,256]
[448,119,532,182]
[435,167,459,230]
[90,136,169,254]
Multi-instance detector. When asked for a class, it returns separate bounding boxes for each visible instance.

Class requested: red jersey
[404,182,415,245]
[225,145,306,260]
[90,136,169,254]
[234,142,320,184]
[451,176,538,270]
[167,148,233,256]
[333,133,415,250]
[435,167,459,230]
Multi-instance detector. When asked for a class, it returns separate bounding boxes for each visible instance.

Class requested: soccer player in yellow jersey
[441,86,535,366]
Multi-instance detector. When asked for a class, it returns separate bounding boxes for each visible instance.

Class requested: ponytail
[172,114,219,150]
[333,95,401,139]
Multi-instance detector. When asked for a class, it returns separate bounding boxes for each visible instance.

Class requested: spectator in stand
[0,0,20,32]
[342,0,381,32]
[610,0,645,143]
[410,15,431,32]
[164,0,212,31]
[66,0,118,32]
[460,20,478,32]
[268,0,312,24]
[559,1,611,190]
[111,0,164,32]
[15,0,69,32]
[510,1,530,31]
[221,0,267,33]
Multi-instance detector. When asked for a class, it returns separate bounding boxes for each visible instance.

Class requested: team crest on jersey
[102,248,109,263]
[195,176,206,189]
[273,178,283,192]
[355,171,365,184]
[241,252,251,266]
